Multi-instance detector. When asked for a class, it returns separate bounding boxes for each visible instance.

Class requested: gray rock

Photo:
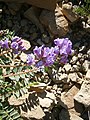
[70,114,84,120]
[85,70,90,80]
[7,20,13,28]
[61,85,79,109]
[40,4,69,37]
[0,9,2,13]
[83,60,90,72]
[38,91,56,111]
[70,56,78,64]
[37,39,44,46]
[74,81,90,107]
[62,3,79,22]
[21,19,27,26]
[68,73,79,82]
[63,63,71,73]
[59,109,70,120]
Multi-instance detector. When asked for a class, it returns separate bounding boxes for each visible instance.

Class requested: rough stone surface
[68,73,79,82]
[74,81,90,107]
[61,85,79,109]
[0,0,56,10]
[24,7,44,33]
[38,91,56,110]
[40,5,69,37]
[70,114,84,120]
[85,70,90,80]
[62,3,79,22]
[20,105,45,120]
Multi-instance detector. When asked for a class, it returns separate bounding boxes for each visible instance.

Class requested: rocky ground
[0,1,90,120]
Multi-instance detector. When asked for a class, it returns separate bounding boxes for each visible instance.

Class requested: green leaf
[0,116,2,120]
[10,110,18,117]
[0,68,2,75]
[9,76,15,80]
[13,68,18,73]
[20,74,25,79]
[15,75,20,81]
[13,114,20,120]
[6,68,11,74]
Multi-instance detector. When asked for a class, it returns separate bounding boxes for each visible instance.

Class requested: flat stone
[63,63,71,73]
[85,70,90,80]
[62,3,79,22]
[20,52,27,62]
[74,81,90,107]
[83,60,90,72]
[61,85,79,109]
[20,105,45,120]
[59,109,70,120]
[68,73,78,82]
[70,114,84,120]
[38,91,56,110]
[22,39,31,50]
[0,9,2,13]
[40,4,69,37]
[1,0,56,10]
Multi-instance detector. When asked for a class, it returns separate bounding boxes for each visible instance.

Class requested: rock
[63,63,71,73]
[21,105,45,120]
[1,0,56,11]
[8,95,26,106]
[7,19,13,28]
[61,85,79,109]
[70,114,84,120]
[6,2,22,14]
[24,6,44,33]
[83,60,90,72]
[53,72,68,83]
[22,39,31,50]
[74,81,90,107]
[70,56,78,64]
[42,35,50,44]
[68,73,79,82]
[20,52,27,62]
[62,3,79,22]
[0,9,2,13]
[43,112,56,120]
[85,70,90,80]
[30,32,38,41]
[40,5,69,37]
[19,92,45,120]
[37,39,44,45]
[38,91,56,111]
[21,19,27,27]
[59,109,70,120]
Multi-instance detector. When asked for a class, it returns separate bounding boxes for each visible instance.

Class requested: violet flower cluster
[27,38,73,67]
[11,36,26,54]
[0,36,26,54]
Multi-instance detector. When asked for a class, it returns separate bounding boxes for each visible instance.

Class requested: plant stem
[3,68,38,78]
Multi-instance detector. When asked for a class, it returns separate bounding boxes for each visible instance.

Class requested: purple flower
[11,36,26,54]
[53,46,59,55]
[54,38,73,55]
[36,61,44,68]
[44,54,56,66]
[0,38,9,49]
[11,42,18,50]
[33,45,44,58]
[60,55,68,64]
[33,45,56,67]
[27,53,35,65]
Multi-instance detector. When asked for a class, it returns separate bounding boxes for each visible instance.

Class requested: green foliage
[73,0,90,16]
[0,30,40,120]
[0,103,23,120]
